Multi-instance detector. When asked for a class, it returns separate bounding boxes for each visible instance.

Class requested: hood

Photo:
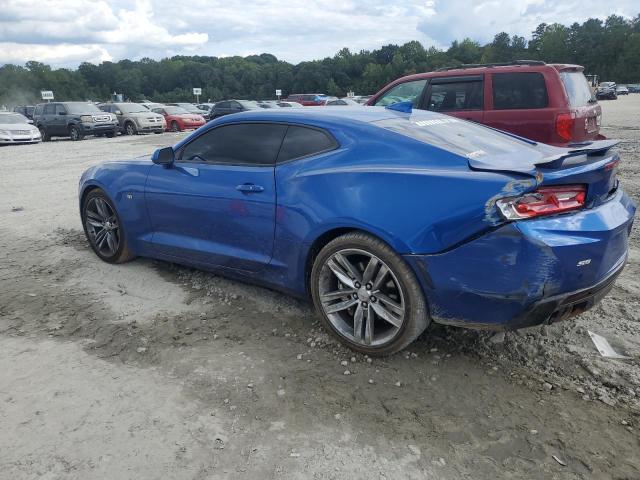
[0,122,38,130]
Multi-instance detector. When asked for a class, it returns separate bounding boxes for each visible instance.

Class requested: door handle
[236,183,264,193]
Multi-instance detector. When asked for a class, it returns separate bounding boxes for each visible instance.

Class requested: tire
[310,232,429,356]
[125,122,137,136]
[171,121,180,132]
[69,125,83,141]
[105,130,115,138]
[38,126,50,142]
[81,189,134,264]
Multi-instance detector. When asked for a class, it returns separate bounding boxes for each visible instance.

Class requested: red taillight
[556,113,575,142]
[497,185,587,220]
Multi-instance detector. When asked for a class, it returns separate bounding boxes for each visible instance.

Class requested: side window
[55,104,67,115]
[492,72,548,109]
[216,101,229,109]
[230,101,242,110]
[277,126,337,163]
[34,105,43,116]
[373,79,427,107]
[152,108,164,114]
[181,123,287,166]
[426,80,483,112]
[43,104,55,115]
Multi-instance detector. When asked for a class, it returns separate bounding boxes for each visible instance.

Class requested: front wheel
[125,122,136,136]
[311,232,429,356]
[69,125,83,141]
[81,189,134,264]
[39,126,50,142]
[171,121,180,132]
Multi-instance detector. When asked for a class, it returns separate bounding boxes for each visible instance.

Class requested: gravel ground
[1,99,639,479]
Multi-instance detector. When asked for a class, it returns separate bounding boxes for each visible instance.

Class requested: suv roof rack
[435,60,546,72]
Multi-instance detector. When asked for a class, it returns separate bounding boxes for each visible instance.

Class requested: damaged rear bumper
[404,189,636,330]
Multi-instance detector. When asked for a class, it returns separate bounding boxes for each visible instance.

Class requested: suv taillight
[556,113,574,142]
[496,185,587,220]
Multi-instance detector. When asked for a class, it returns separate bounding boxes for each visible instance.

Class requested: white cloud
[419,0,639,45]
[0,0,638,67]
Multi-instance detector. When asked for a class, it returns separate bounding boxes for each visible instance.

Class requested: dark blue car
[79,107,635,355]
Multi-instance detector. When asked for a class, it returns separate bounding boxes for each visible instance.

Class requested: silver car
[0,111,41,144]
[99,103,166,135]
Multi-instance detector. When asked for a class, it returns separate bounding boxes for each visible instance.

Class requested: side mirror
[58,111,66,115]
[115,110,122,115]
[152,147,175,167]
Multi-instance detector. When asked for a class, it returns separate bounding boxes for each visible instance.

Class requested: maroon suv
[285,94,326,106]
[367,61,602,146]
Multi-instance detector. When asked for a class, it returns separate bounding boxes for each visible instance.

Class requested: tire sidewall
[81,190,128,263]
[310,233,428,356]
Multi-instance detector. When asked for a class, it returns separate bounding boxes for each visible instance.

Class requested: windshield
[238,101,261,109]
[116,103,148,114]
[65,102,102,114]
[0,113,29,124]
[164,106,189,115]
[560,72,595,106]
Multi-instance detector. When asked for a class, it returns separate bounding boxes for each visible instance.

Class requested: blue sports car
[79,106,636,355]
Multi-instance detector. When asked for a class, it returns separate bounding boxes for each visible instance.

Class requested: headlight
[111,115,118,122]
[80,115,94,123]
[0,130,10,135]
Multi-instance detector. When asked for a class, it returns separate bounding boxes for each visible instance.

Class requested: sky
[0,0,638,68]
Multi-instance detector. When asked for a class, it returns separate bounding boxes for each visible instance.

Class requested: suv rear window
[492,72,548,110]
[559,71,595,107]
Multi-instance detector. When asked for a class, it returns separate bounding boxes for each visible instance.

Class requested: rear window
[277,126,337,162]
[559,71,595,107]
[492,72,548,110]
[375,116,531,158]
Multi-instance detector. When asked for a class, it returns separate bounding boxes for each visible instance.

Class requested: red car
[152,106,205,132]
[285,93,326,106]
[367,61,602,146]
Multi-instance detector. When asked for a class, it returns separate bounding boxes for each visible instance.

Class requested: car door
[52,104,68,135]
[420,76,484,123]
[371,79,428,108]
[213,101,230,118]
[145,122,287,272]
[40,103,55,132]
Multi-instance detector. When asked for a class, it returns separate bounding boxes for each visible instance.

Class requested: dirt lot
[1,99,639,480]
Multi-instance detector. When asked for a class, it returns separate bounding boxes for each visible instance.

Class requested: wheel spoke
[375,293,403,315]
[353,304,364,342]
[106,231,116,254]
[320,289,356,302]
[324,297,358,314]
[95,199,109,219]
[86,209,102,221]
[95,229,108,248]
[334,252,362,283]
[365,305,374,345]
[362,257,379,285]
[372,264,389,290]
[371,302,402,328]
[327,259,355,288]
[87,219,103,228]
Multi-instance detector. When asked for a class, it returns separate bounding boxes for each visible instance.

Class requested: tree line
[1,14,639,107]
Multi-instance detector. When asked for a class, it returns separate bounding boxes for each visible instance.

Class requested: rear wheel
[81,189,134,264]
[171,121,180,132]
[69,125,83,141]
[311,232,429,356]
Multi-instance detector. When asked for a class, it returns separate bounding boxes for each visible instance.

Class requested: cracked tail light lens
[497,185,587,220]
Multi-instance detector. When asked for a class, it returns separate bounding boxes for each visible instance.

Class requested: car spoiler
[467,139,620,175]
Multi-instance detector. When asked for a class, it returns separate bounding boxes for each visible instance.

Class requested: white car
[0,112,41,144]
